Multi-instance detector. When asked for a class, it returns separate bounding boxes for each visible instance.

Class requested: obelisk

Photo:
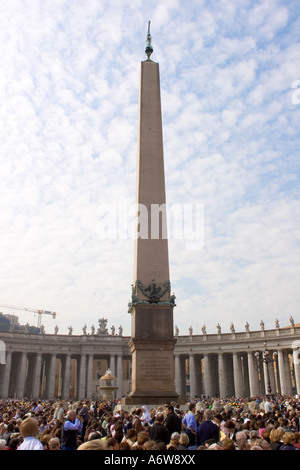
[124,23,178,404]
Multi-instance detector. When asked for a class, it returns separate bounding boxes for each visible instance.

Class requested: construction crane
[0,303,56,328]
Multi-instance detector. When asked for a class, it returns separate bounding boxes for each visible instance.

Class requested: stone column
[109,355,116,399]
[269,358,277,394]
[189,354,196,399]
[233,352,243,397]
[86,354,94,398]
[218,352,226,398]
[32,353,42,398]
[0,365,4,397]
[194,356,203,398]
[116,354,123,399]
[110,355,116,376]
[263,360,271,394]
[283,350,293,394]
[293,349,300,395]
[46,354,57,399]
[277,349,287,394]
[62,354,71,399]
[16,352,27,398]
[248,351,260,397]
[242,354,250,396]
[203,354,213,397]
[78,354,87,399]
[175,354,186,398]
[174,354,181,396]
[1,350,12,398]
[25,355,35,397]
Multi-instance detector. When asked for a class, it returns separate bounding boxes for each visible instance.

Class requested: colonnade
[0,350,129,400]
[1,326,300,400]
[175,348,300,398]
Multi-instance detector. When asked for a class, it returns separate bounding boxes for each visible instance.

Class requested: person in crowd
[131,408,146,434]
[293,432,300,450]
[53,402,65,422]
[122,428,138,448]
[196,409,219,447]
[49,437,61,450]
[60,410,82,450]
[270,428,284,450]
[143,440,158,450]
[17,418,44,450]
[141,406,151,425]
[79,401,91,441]
[106,437,120,450]
[0,439,7,450]
[135,431,150,448]
[279,432,298,450]
[165,404,182,435]
[2,422,14,446]
[221,438,236,450]
[6,437,21,450]
[77,439,107,450]
[149,413,170,445]
[223,419,237,440]
[167,432,180,450]
[177,432,189,450]
[182,403,197,447]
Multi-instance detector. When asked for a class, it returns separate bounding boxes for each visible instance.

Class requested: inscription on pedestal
[136,350,174,390]
[139,355,169,379]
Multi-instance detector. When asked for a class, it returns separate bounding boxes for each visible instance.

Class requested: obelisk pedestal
[124,303,178,404]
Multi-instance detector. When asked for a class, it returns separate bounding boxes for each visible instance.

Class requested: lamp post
[255,342,277,396]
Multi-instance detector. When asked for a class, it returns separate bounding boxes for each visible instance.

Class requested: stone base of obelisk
[121,303,180,405]
[121,343,180,405]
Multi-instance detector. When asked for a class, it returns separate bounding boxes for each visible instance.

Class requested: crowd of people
[0,394,300,451]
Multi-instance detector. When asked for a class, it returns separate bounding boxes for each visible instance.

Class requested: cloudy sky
[0,0,299,337]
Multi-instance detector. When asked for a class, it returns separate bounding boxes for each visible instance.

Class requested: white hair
[66,409,76,419]
[0,439,7,449]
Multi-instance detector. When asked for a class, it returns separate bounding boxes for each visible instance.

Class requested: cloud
[0,0,299,337]
[247,0,289,40]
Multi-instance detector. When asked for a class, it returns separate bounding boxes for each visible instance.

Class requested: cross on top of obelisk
[145,20,153,60]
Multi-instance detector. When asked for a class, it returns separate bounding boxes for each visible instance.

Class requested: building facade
[1,319,300,400]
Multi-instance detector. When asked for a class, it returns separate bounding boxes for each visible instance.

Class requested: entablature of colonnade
[2,325,300,358]
[0,331,131,356]
[174,326,300,354]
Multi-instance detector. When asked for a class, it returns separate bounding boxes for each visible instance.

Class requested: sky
[0,0,299,337]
